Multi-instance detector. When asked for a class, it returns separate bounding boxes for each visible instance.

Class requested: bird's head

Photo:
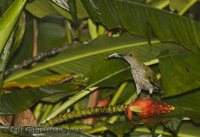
[108,51,138,66]
[122,51,137,61]
[108,51,137,60]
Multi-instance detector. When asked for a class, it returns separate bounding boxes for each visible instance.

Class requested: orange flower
[126,98,174,121]
[97,98,110,107]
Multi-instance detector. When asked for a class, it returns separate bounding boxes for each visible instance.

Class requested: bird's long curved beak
[107,53,123,59]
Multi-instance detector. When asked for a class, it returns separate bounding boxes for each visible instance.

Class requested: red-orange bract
[126,98,174,121]
[97,98,110,107]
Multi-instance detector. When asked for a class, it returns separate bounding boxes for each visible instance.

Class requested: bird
[108,51,163,95]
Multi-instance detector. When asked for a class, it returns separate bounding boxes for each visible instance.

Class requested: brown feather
[143,64,161,90]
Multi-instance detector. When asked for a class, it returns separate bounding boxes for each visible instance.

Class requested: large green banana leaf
[81,0,200,52]
[4,35,185,85]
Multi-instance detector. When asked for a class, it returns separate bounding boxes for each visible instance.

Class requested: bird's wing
[143,64,161,90]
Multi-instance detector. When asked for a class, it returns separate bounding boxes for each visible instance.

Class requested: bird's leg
[146,88,154,98]
[136,84,141,94]
[149,88,153,94]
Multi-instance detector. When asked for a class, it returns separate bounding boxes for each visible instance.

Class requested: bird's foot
[149,88,153,94]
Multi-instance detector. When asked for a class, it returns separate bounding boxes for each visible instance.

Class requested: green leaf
[0,74,87,114]
[49,2,72,19]
[0,77,86,114]
[40,76,87,103]
[163,118,182,135]
[51,0,69,10]
[159,53,200,97]
[130,122,200,137]
[9,12,26,58]
[81,0,200,52]
[3,35,151,84]
[7,17,34,65]
[178,122,200,137]
[0,89,48,114]
[88,59,131,87]
[165,89,200,123]
[0,0,13,15]
[147,0,169,9]
[0,132,15,137]
[0,30,14,86]
[81,0,121,28]
[75,0,89,19]
[26,0,88,19]
[50,0,88,19]
[1,12,25,79]
[0,0,26,54]
[88,19,98,39]
[3,73,74,89]
[37,20,67,52]
[5,34,187,85]
[25,0,58,18]
[68,0,79,27]
[107,121,132,137]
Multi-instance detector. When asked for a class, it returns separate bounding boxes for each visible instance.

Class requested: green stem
[32,18,38,60]
[98,25,105,35]
[88,19,98,39]
[39,104,53,123]
[106,82,128,123]
[144,59,159,66]
[49,101,63,114]
[64,20,72,45]
[109,82,128,105]
[178,0,197,15]
[33,103,43,120]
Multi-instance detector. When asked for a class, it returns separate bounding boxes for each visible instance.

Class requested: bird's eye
[129,54,132,57]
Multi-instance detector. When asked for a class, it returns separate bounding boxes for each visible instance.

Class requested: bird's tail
[155,87,164,95]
